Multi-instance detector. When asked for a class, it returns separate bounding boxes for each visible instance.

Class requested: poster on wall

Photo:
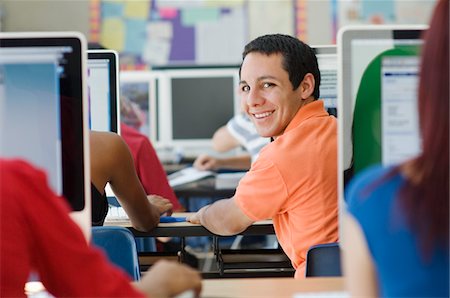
[90,0,247,69]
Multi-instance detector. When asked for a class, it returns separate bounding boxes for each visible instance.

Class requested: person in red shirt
[120,121,181,211]
[0,159,201,297]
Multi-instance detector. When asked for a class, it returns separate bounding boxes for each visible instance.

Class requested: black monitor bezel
[87,49,119,134]
[0,33,87,212]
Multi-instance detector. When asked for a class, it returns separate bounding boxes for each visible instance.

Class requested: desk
[105,212,274,238]
[201,277,347,298]
[105,213,280,276]
[25,277,346,298]
[173,177,236,203]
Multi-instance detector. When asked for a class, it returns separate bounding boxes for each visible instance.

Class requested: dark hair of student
[395,0,448,258]
[239,34,321,99]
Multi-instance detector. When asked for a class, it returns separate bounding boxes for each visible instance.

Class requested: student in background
[187,34,338,278]
[90,131,173,229]
[194,113,269,171]
[120,96,182,211]
[0,159,202,298]
[342,0,449,296]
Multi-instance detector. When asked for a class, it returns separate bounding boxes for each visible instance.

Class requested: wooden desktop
[201,277,347,298]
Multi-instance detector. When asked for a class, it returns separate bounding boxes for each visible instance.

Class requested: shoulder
[90,131,132,169]
[0,159,48,185]
[227,113,255,132]
[0,159,64,209]
[345,165,394,211]
[90,131,127,151]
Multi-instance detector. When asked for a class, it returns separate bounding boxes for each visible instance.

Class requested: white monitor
[313,45,338,116]
[0,32,91,239]
[337,25,427,221]
[157,67,240,157]
[119,71,159,142]
[87,49,120,134]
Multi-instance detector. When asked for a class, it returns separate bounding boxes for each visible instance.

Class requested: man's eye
[241,85,250,92]
[263,82,273,88]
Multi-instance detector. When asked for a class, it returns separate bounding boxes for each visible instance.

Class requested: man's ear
[299,73,315,100]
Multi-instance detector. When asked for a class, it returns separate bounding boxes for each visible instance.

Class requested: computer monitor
[87,49,120,133]
[119,71,159,142]
[338,25,427,208]
[0,32,91,238]
[313,45,338,116]
[157,67,240,157]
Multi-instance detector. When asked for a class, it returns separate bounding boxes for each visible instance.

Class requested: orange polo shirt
[235,100,338,278]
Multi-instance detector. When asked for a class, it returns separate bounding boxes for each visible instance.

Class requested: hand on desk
[185,205,209,224]
[193,154,219,171]
[135,260,202,298]
[148,195,173,216]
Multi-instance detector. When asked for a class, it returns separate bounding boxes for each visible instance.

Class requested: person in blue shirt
[342,0,449,297]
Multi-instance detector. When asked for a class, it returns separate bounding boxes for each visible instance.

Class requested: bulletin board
[90,0,248,69]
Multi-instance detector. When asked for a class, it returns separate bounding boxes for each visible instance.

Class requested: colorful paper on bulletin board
[331,0,338,44]
[158,7,178,19]
[181,7,221,27]
[361,0,395,24]
[100,18,125,51]
[124,19,147,55]
[124,1,150,19]
[295,0,308,41]
[89,0,101,42]
[168,12,195,62]
[101,1,124,18]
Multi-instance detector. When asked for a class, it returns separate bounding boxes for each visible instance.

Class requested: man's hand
[147,195,173,216]
[193,154,219,171]
[186,205,209,224]
[135,260,202,298]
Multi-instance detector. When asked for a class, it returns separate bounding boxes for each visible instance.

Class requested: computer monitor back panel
[337,25,426,220]
[0,32,91,238]
[87,49,120,134]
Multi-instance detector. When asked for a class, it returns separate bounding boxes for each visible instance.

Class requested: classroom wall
[0,0,435,68]
[0,0,90,36]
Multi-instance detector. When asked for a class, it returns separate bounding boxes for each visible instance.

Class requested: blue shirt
[346,165,449,297]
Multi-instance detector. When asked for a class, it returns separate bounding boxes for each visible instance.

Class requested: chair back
[305,242,342,277]
[91,226,141,280]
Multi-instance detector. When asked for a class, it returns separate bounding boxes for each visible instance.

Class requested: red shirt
[0,159,145,297]
[120,123,181,210]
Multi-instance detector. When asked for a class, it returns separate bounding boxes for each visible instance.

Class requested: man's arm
[186,197,254,235]
[193,154,252,171]
[212,125,241,152]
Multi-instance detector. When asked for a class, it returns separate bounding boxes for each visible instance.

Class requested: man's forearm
[199,198,251,236]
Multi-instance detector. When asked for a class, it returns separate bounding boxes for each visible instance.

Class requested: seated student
[342,1,449,297]
[90,131,173,230]
[187,34,338,278]
[0,159,202,298]
[194,113,270,171]
[120,97,182,211]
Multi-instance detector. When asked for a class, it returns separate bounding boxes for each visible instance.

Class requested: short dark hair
[240,34,320,99]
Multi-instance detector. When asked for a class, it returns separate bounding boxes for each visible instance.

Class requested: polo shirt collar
[283,100,327,135]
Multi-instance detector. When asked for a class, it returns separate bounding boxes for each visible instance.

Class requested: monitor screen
[0,32,91,236]
[87,49,119,133]
[338,25,426,205]
[314,46,338,116]
[158,68,240,156]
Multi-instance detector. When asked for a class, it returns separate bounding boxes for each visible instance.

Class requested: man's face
[239,52,304,138]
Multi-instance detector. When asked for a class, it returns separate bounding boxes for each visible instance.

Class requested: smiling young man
[187,34,338,278]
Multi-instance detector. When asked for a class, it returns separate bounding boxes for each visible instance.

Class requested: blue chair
[305,242,342,277]
[91,226,141,280]
[106,196,157,253]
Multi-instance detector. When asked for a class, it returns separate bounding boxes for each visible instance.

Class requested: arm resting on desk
[187,197,254,235]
